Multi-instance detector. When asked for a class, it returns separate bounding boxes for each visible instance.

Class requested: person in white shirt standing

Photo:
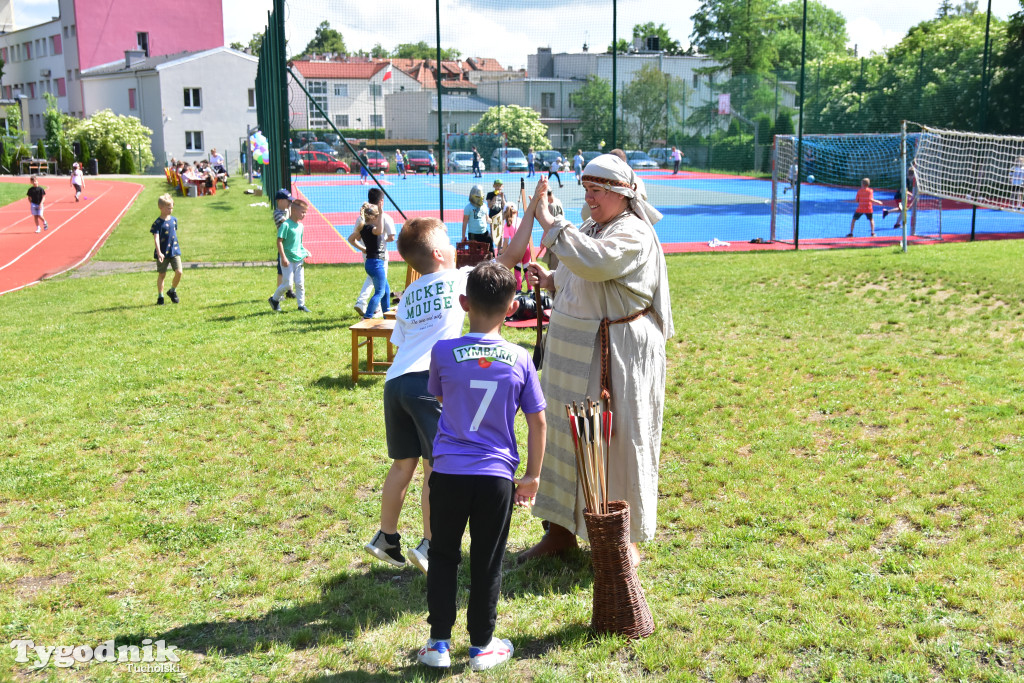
[70,162,85,202]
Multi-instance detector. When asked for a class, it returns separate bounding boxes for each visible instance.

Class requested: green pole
[793,0,808,250]
[435,0,444,220]
[611,0,617,150]
[971,0,994,241]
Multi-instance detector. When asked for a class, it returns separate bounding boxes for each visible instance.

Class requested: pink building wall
[72,0,224,71]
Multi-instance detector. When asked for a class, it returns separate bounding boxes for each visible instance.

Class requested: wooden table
[350,318,396,382]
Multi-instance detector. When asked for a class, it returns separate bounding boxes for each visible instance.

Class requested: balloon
[249,132,270,165]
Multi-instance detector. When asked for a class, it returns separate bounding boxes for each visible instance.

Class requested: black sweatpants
[426,472,513,646]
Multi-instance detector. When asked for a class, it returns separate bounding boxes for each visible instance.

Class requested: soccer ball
[807,175,815,183]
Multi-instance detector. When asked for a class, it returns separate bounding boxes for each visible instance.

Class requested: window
[137,32,149,55]
[370,84,382,97]
[69,24,76,37]
[63,26,68,39]
[307,81,328,127]
[3,86,10,99]
[334,114,349,127]
[370,114,383,127]
[23,42,31,59]
[247,88,256,108]
[333,83,348,97]
[55,78,66,97]
[1,48,6,63]
[692,74,699,88]
[129,88,137,110]
[51,35,62,55]
[37,39,46,58]
[183,88,201,108]
[185,131,203,151]
[28,82,35,98]
[541,92,555,108]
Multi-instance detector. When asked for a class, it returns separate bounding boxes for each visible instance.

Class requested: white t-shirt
[385,265,474,380]
[71,169,84,186]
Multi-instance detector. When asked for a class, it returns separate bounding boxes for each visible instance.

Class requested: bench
[350,318,396,382]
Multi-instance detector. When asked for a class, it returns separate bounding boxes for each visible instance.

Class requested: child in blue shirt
[151,193,182,305]
[417,261,546,672]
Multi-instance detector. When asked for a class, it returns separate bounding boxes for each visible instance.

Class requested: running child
[416,261,546,671]
[548,156,564,188]
[27,176,48,233]
[268,199,311,313]
[395,148,407,179]
[151,194,182,305]
[70,162,84,202]
[363,185,544,577]
[847,177,883,238]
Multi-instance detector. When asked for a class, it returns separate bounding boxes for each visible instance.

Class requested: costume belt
[598,305,653,404]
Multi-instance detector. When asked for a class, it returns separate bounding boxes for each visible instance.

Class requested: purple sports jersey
[428,333,546,479]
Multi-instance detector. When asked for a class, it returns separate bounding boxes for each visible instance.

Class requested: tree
[620,64,688,149]
[295,21,347,59]
[690,0,779,75]
[770,1,848,71]
[572,75,613,149]
[42,93,74,171]
[937,0,955,18]
[470,105,549,154]
[231,32,264,57]
[986,3,1024,133]
[608,23,685,54]
[68,109,154,171]
[392,41,460,60]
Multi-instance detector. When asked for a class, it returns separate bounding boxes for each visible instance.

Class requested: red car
[405,149,436,173]
[298,150,351,174]
[361,149,389,172]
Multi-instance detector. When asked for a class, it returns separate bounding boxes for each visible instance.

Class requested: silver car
[447,151,485,173]
[625,150,659,170]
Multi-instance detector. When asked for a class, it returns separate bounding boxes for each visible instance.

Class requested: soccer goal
[912,124,1024,218]
[770,132,921,243]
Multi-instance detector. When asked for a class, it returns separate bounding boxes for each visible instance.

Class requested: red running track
[0,176,143,295]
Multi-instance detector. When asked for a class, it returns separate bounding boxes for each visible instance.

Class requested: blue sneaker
[469,637,513,671]
[417,638,451,668]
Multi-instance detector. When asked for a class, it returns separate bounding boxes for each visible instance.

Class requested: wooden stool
[350,318,396,382]
[384,309,396,320]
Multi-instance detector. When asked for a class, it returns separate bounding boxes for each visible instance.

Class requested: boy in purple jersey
[416,262,546,672]
[363,186,545,578]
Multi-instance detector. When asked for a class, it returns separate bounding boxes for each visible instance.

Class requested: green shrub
[97,139,120,174]
[119,146,135,174]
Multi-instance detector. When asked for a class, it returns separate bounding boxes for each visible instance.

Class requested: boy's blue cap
[275,189,292,201]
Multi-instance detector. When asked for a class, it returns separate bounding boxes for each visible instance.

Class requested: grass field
[1,183,1023,681]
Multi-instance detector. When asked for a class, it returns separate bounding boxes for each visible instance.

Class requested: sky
[12,0,1023,70]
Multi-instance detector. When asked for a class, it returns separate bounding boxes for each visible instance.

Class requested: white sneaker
[468,637,513,671]
[417,638,451,668]
[35,226,41,233]
[408,538,429,575]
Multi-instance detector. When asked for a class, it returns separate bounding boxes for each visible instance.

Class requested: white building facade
[80,47,258,169]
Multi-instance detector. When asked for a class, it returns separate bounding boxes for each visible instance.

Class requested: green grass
[98,178,277,263]
[2,210,1024,680]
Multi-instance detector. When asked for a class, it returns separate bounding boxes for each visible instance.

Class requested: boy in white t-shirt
[363,185,544,575]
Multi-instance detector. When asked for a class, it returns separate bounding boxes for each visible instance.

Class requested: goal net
[771,133,920,242]
[913,125,1024,215]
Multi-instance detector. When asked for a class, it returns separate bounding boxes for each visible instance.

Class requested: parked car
[649,147,690,167]
[405,149,436,173]
[360,149,389,172]
[298,150,351,174]
[301,142,336,156]
[320,132,341,146]
[447,151,485,173]
[625,150,659,170]
[581,150,603,167]
[490,147,528,172]
[534,149,564,170]
[289,148,304,174]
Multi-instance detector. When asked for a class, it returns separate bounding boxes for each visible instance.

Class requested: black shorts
[852,212,874,221]
[383,371,441,462]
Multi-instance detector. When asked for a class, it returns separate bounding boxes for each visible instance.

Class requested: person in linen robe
[518,156,673,567]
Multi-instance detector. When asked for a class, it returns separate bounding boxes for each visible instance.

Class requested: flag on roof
[382,63,393,81]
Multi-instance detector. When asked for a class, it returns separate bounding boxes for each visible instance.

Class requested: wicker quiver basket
[583,500,654,639]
